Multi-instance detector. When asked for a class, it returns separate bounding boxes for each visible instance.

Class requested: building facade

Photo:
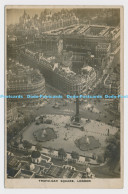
[7,59,45,106]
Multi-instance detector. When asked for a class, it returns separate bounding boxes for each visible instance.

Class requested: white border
[0,0,128,193]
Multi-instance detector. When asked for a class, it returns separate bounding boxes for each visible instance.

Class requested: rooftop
[15,169,34,178]
[96,43,111,49]
[7,59,45,87]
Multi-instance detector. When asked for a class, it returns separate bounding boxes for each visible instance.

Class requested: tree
[96,154,104,164]
[23,140,32,151]
[36,143,42,151]
[14,141,19,148]
[71,151,79,161]
[24,111,36,125]
[104,130,120,170]
[48,147,54,155]
[58,148,67,160]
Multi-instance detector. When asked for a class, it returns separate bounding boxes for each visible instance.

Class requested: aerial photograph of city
[5,7,121,182]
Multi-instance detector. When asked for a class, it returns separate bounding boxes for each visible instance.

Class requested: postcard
[5,5,123,188]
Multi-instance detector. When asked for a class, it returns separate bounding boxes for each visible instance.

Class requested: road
[24,97,117,127]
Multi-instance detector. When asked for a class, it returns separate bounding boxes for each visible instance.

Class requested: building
[31,151,41,164]
[108,26,120,52]
[7,102,18,126]
[63,24,119,58]
[7,59,45,106]
[104,72,120,95]
[20,49,96,95]
[7,152,21,170]
[59,24,120,73]
[34,35,63,56]
[18,10,79,33]
[63,25,109,54]
[95,43,111,58]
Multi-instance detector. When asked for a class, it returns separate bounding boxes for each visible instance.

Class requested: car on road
[52,104,60,109]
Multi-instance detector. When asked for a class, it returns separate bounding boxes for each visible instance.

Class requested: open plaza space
[22,114,118,157]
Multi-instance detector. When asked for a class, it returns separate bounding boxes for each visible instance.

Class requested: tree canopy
[36,143,42,151]
[23,140,32,150]
[104,130,120,170]
[58,148,67,160]
[71,151,79,160]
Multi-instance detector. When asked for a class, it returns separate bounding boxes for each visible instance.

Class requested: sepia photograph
[4,5,123,188]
